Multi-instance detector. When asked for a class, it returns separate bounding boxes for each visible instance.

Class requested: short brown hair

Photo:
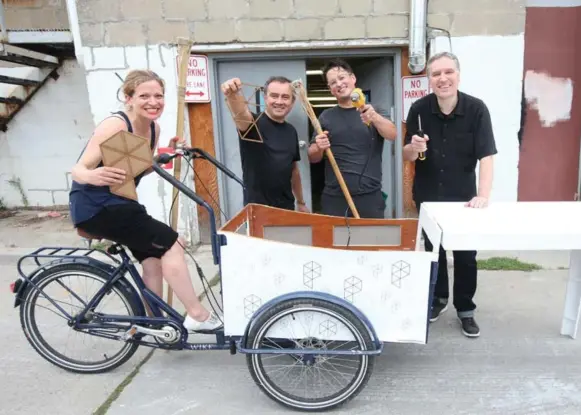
[121,69,165,100]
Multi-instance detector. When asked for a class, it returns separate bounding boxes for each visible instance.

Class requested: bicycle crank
[123,324,180,343]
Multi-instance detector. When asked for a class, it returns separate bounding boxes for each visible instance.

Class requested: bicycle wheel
[19,263,144,374]
[246,298,376,412]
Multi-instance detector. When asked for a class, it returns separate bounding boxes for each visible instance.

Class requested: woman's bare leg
[141,258,163,297]
[160,238,210,321]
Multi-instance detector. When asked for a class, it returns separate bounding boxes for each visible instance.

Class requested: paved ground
[1,209,580,414]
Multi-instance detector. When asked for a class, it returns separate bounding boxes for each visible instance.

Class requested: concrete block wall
[77,0,526,47]
[3,0,70,30]
[0,59,93,208]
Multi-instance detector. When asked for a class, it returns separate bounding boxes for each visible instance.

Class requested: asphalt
[1,242,580,414]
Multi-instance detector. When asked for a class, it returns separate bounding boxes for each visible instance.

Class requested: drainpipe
[0,1,7,43]
[408,0,428,74]
[65,0,84,64]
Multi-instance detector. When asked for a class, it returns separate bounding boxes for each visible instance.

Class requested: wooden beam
[188,101,221,243]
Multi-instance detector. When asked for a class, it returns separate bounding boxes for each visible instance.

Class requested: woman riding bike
[69,69,222,333]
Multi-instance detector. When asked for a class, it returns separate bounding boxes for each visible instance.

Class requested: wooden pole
[167,36,194,307]
[291,80,360,218]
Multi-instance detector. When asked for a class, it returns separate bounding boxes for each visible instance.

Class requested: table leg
[561,250,581,339]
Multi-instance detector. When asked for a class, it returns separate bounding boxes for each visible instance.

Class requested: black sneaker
[459,317,480,337]
[429,301,448,322]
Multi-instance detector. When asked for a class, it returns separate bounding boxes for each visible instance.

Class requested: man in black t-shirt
[307,58,397,218]
[403,51,498,338]
[221,76,309,212]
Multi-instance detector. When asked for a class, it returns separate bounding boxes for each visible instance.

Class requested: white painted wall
[80,45,199,245]
[0,59,94,208]
[430,35,525,203]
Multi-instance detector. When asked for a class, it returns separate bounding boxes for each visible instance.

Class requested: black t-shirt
[238,112,300,209]
[312,106,386,196]
[404,91,498,204]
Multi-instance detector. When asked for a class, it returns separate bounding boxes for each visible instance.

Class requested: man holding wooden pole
[308,58,397,218]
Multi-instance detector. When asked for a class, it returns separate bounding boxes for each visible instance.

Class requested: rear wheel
[20,263,143,374]
[246,298,376,412]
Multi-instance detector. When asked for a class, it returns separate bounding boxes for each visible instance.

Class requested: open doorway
[303,56,396,217]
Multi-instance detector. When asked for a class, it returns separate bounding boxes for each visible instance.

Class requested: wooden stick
[291,79,360,218]
[167,36,193,307]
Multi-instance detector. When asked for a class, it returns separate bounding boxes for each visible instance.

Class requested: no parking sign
[402,75,430,122]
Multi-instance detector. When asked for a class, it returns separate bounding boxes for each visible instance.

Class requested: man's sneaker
[429,301,448,322]
[459,317,480,337]
[183,311,223,333]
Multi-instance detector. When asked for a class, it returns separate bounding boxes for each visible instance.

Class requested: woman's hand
[87,166,126,186]
[169,136,185,149]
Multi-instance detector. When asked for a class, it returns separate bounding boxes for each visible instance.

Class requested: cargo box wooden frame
[99,130,153,200]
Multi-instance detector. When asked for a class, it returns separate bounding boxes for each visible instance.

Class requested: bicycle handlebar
[151,146,244,265]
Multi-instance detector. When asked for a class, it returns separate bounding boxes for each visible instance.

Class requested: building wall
[76,0,525,47]
[518,1,581,201]
[4,0,69,30]
[0,59,93,208]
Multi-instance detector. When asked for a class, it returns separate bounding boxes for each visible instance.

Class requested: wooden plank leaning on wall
[401,47,419,218]
[187,65,221,243]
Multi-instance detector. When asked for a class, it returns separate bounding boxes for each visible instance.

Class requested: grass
[477,256,542,271]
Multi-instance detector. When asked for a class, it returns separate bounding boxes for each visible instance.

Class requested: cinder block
[89,47,126,70]
[428,0,524,14]
[146,20,190,44]
[367,15,408,38]
[250,0,293,18]
[164,0,207,20]
[451,12,525,36]
[193,21,237,43]
[77,0,122,23]
[294,0,338,17]
[104,22,145,47]
[373,0,408,14]
[79,23,105,47]
[125,46,149,68]
[237,20,283,42]
[324,17,365,40]
[120,0,163,20]
[339,0,372,16]
[283,19,322,41]
[208,0,250,19]
[427,13,453,34]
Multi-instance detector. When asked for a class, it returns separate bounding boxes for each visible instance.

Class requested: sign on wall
[402,75,430,122]
[177,55,211,103]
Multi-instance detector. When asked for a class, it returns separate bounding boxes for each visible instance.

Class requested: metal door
[214,59,311,218]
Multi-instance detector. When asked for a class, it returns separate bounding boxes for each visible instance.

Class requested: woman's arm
[71,117,128,186]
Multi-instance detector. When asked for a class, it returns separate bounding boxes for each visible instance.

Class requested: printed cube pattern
[391,260,410,288]
[343,276,362,303]
[243,294,262,318]
[303,261,322,289]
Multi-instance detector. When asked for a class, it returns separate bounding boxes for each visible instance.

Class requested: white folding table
[416,201,581,339]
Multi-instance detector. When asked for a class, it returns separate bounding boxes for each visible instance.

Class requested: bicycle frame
[12,148,245,351]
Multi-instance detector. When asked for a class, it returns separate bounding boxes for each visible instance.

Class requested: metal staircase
[0,41,62,132]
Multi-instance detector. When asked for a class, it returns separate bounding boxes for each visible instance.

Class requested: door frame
[206,47,404,220]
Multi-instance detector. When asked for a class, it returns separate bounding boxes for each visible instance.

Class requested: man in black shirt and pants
[308,58,397,218]
[404,52,497,338]
[221,76,309,213]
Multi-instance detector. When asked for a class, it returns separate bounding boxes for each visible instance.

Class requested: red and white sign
[177,55,211,103]
[402,75,430,122]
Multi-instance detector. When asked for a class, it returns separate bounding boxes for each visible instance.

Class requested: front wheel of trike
[245,297,376,412]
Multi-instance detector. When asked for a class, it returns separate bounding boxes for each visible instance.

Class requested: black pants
[423,230,477,317]
[321,189,385,219]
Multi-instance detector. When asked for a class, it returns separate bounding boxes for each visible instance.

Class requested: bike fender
[240,291,382,350]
